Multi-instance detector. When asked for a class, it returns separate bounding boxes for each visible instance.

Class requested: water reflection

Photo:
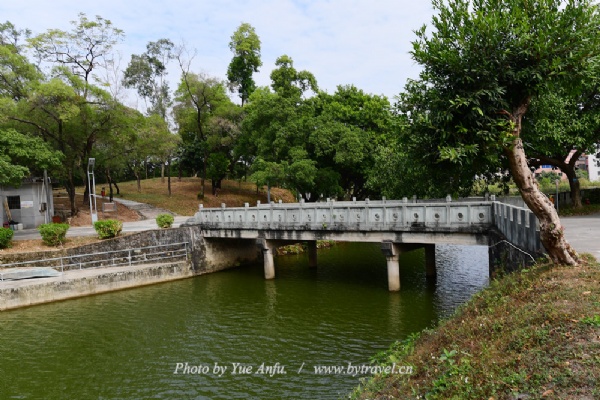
[0,243,489,399]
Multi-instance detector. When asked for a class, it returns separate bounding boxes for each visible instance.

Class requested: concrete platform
[0,267,60,281]
[0,261,194,311]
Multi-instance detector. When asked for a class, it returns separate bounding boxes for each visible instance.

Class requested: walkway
[11,197,189,241]
[561,213,600,261]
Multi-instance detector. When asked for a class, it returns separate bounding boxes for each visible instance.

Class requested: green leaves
[387,0,600,199]
[227,23,262,105]
[0,128,62,186]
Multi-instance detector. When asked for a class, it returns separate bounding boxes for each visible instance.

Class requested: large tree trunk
[66,169,78,217]
[505,138,578,265]
[135,170,142,193]
[105,168,114,202]
[564,165,582,209]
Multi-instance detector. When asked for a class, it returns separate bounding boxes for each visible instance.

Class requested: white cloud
[1,0,433,101]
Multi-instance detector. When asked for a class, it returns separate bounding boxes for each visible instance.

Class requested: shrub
[38,223,69,246]
[156,213,174,228]
[93,219,123,239]
[0,227,14,249]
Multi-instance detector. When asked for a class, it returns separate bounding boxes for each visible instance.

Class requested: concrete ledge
[0,261,194,311]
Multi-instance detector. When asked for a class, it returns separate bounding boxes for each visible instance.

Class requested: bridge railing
[192,199,493,232]
[491,202,543,254]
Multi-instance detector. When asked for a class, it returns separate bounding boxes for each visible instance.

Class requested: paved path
[561,213,600,260]
[12,197,191,241]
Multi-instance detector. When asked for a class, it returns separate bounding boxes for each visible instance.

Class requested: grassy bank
[559,203,600,217]
[352,255,600,399]
[101,178,295,216]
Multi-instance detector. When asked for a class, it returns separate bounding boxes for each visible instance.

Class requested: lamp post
[555,179,559,213]
[88,158,98,224]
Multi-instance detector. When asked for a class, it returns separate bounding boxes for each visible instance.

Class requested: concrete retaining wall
[0,226,261,273]
[0,227,262,311]
[0,262,193,311]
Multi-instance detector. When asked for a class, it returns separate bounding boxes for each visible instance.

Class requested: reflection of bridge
[186,197,542,291]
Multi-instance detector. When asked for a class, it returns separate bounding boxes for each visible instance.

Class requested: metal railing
[0,242,190,277]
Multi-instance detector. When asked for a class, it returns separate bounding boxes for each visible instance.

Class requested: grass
[559,203,600,217]
[351,255,600,399]
[102,177,296,216]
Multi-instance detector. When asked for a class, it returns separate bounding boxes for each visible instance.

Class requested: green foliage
[207,152,230,183]
[536,171,564,191]
[227,23,262,105]
[0,227,14,249]
[93,219,122,239]
[123,38,174,119]
[156,213,174,228]
[581,315,600,327]
[0,129,62,187]
[38,223,69,246]
[241,79,391,199]
[383,0,600,199]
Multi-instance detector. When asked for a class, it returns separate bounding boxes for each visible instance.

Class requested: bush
[38,223,69,246]
[156,213,174,228]
[0,227,14,249]
[93,219,123,239]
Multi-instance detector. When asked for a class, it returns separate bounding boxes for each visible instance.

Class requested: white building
[588,152,600,182]
[1,177,54,229]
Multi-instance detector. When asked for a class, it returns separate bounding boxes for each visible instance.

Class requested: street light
[88,158,98,224]
[555,179,559,213]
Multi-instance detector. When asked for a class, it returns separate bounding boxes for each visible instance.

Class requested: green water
[0,243,488,399]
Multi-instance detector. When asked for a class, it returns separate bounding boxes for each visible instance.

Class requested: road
[561,213,600,261]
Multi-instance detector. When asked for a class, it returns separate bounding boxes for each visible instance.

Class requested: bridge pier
[425,244,437,279]
[259,239,276,279]
[381,242,401,291]
[308,241,318,268]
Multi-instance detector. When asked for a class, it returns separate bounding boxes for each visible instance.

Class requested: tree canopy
[227,23,262,106]
[390,0,600,264]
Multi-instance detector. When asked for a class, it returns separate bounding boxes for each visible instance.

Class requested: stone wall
[1,226,261,273]
[488,228,544,277]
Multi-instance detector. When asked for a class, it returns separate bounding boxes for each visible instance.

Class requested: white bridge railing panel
[191,199,543,254]
[193,200,493,232]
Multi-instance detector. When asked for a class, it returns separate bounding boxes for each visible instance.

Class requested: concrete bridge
[185,197,543,291]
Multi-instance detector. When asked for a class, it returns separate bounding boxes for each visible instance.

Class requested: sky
[1,0,434,105]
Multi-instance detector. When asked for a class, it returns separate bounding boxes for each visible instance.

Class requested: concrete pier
[259,239,276,279]
[425,244,437,278]
[381,242,401,291]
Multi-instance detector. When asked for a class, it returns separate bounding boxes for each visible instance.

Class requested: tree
[270,55,317,98]
[23,13,124,214]
[123,38,174,120]
[28,13,123,94]
[0,128,61,186]
[311,85,391,199]
[227,23,262,106]
[525,78,600,208]
[400,0,600,265]
[173,71,230,198]
[207,153,230,195]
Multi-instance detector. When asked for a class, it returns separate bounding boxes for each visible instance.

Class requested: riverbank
[0,261,194,311]
[351,254,600,399]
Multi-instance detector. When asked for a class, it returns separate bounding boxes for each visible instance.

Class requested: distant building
[533,164,566,180]
[587,151,600,182]
[533,149,600,182]
[1,177,54,230]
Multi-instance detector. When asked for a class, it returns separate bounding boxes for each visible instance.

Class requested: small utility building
[1,177,54,229]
